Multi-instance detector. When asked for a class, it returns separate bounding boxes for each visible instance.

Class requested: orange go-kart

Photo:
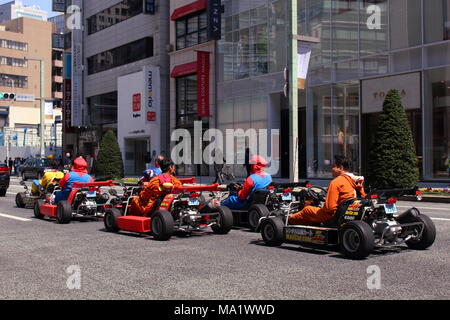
[103,184,233,241]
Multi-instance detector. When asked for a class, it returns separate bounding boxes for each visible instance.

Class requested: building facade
[0,0,47,23]
[214,0,450,182]
[169,0,219,176]
[0,17,62,158]
[66,0,170,176]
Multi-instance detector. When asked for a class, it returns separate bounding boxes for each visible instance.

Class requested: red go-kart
[104,184,233,240]
[34,181,120,224]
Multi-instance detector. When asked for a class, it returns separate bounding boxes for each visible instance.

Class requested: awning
[0,106,9,115]
[170,0,207,21]
[170,61,198,78]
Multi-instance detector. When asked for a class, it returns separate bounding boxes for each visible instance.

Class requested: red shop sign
[197,51,210,117]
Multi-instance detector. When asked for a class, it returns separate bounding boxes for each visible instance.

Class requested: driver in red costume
[129,158,182,217]
[289,155,366,225]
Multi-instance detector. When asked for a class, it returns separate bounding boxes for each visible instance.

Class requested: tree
[95,130,124,180]
[366,89,419,189]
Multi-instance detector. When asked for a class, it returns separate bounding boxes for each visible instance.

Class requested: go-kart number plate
[282,193,292,201]
[188,198,200,206]
[383,204,398,214]
[87,191,96,198]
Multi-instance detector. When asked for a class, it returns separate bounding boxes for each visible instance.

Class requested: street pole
[289,0,299,183]
[26,57,46,158]
[40,59,45,158]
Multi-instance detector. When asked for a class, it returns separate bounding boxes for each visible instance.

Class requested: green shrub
[366,89,419,189]
[95,130,124,180]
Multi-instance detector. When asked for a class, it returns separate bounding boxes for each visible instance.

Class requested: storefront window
[424,67,450,179]
[310,85,333,178]
[424,0,450,44]
[176,75,210,176]
[333,82,360,174]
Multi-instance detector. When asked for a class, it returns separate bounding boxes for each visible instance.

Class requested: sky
[0,0,59,18]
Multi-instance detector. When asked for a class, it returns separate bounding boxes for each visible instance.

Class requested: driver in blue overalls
[221,155,272,210]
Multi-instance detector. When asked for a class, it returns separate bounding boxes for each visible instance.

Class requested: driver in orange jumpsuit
[129,158,182,217]
[289,155,366,225]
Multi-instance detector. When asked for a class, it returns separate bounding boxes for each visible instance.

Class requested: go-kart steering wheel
[307,186,327,202]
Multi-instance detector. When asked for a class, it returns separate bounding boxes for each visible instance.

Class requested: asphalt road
[0,177,449,300]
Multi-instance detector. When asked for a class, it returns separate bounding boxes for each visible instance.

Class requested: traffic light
[0,92,15,100]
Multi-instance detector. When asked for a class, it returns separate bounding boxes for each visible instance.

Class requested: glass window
[87,91,117,125]
[268,0,287,73]
[424,67,450,179]
[362,55,388,77]
[311,85,333,178]
[360,0,388,56]
[335,60,359,81]
[175,74,209,176]
[391,48,422,73]
[425,42,450,68]
[175,11,208,50]
[87,0,143,35]
[87,37,153,75]
[333,82,360,173]
[390,0,422,50]
[331,0,359,61]
[0,74,28,88]
[424,0,450,43]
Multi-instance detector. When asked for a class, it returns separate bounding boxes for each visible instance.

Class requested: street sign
[15,93,35,102]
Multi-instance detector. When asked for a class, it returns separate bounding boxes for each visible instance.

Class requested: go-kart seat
[320,198,356,228]
[249,189,270,206]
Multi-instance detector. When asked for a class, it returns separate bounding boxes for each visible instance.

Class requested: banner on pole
[297,44,312,90]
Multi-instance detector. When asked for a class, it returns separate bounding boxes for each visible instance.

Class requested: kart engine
[78,199,98,215]
[372,219,402,243]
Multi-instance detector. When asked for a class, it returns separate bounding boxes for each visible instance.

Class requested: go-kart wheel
[56,200,72,224]
[34,200,44,219]
[339,221,374,260]
[248,204,270,232]
[211,206,233,235]
[151,210,174,241]
[261,217,284,247]
[405,214,436,250]
[16,193,26,208]
[104,208,122,232]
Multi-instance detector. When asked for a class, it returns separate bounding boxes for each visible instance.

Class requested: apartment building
[0,17,62,158]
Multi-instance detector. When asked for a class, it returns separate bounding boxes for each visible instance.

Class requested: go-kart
[34,180,120,224]
[219,181,312,232]
[258,187,436,259]
[16,179,60,209]
[138,176,197,186]
[104,184,233,240]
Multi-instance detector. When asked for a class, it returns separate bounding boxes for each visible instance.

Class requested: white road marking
[431,218,450,222]
[397,205,450,212]
[0,213,32,222]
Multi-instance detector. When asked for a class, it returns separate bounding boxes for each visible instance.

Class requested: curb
[399,196,450,204]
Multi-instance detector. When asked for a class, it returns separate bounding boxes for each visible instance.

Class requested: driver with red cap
[221,155,272,210]
[55,156,94,203]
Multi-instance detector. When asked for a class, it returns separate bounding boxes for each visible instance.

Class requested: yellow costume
[31,171,64,195]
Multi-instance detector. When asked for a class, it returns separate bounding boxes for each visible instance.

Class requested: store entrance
[280,106,307,179]
[124,138,149,176]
